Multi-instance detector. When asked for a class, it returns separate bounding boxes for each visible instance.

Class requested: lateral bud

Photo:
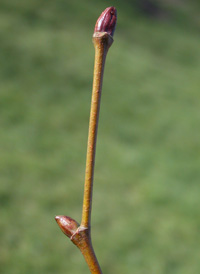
[55,215,79,238]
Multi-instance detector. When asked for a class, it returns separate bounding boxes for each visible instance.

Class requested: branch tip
[94,6,117,37]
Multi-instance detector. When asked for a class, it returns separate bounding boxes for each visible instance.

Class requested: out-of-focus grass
[0,1,200,273]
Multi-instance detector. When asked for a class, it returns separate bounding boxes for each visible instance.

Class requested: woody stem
[81,33,113,229]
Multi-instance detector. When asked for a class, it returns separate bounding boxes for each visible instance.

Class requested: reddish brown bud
[55,215,79,238]
[94,7,117,37]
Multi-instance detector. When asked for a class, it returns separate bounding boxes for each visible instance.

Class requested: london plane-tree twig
[55,7,117,274]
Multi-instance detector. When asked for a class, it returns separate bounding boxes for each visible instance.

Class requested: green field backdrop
[1,1,200,273]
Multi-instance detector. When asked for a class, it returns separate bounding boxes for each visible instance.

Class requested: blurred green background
[1,1,200,273]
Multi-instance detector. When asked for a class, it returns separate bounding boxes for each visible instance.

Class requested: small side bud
[94,7,117,37]
[55,215,79,238]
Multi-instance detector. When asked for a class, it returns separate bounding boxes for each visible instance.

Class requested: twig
[55,7,117,274]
